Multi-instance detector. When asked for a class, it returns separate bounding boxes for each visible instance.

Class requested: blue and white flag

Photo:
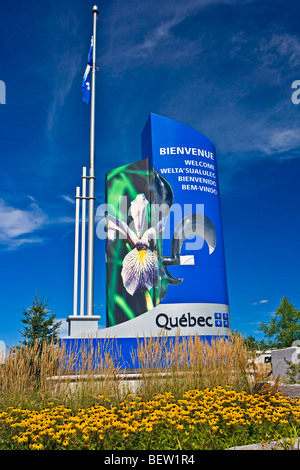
[81,36,93,104]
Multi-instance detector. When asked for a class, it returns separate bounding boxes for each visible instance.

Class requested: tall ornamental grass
[0,333,265,411]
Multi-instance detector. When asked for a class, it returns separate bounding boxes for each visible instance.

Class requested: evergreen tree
[20,295,61,347]
[243,334,260,350]
[258,296,300,349]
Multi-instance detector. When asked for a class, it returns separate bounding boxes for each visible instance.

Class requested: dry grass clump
[132,332,256,398]
[0,342,58,409]
[0,332,266,410]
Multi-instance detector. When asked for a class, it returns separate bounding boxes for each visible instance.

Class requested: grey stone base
[66,315,101,337]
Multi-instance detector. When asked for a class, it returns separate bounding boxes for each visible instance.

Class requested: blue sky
[1,0,300,346]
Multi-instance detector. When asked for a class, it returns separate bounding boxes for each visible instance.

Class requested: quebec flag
[81,36,93,104]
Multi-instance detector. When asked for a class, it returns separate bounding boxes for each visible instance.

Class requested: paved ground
[228,438,300,450]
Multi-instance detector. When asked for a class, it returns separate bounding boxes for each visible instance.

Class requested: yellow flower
[145,424,153,432]
[29,443,43,450]
[15,436,28,443]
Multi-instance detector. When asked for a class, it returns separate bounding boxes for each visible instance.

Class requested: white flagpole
[73,186,81,316]
[87,5,99,316]
[80,167,87,316]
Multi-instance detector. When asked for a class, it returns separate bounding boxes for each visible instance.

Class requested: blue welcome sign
[140,114,230,336]
[63,114,230,369]
[104,114,230,338]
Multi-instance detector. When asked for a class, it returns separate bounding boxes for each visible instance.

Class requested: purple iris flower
[107,194,165,296]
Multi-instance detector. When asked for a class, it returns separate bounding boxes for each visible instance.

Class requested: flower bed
[1,386,300,450]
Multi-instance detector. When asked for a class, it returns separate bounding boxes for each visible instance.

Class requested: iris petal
[121,248,158,296]
[129,194,148,239]
[107,214,138,248]
[142,217,168,245]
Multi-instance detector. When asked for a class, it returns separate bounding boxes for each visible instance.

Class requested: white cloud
[0,199,48,250]
[62,194,75,204]
[262,128,300,155]
[103,0,250,69]
[47,52,82,131]
[252,299,269,305]
[46,7,85,132]
[54,216,74,224]
[57,318,69,338]
[0,194,77,251]
[258,33,300,71]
